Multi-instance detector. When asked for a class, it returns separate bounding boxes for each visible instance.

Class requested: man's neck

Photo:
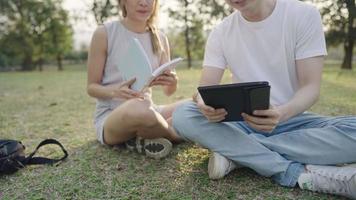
[241,0,277,22]
[122,18,147,33]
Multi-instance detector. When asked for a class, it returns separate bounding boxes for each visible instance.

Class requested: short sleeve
[295,6,327,60]
[203,27,227,69]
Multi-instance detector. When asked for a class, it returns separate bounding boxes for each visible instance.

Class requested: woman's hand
[150,70,178,87]
[109,78,144,100]
[195,93,227,122]
[242,106,282,133]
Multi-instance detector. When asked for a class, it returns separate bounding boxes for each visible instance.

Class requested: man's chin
[228,0,248,10]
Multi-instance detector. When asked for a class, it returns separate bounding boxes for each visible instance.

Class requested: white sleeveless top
[94,21,165,121]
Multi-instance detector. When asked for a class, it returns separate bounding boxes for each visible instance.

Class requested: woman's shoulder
[92,25,108,42]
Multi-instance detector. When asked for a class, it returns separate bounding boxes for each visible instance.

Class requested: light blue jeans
[172,101,356,187]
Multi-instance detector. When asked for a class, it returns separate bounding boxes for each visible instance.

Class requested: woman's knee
[120,99,158,127]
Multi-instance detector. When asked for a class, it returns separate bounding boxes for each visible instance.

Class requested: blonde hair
[118,0,163,55]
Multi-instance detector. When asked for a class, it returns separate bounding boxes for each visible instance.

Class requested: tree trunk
[57,54,63,71]
[341,0,355,70]
[38,58,43,71]
[21,55,34,71]
[184,0,192,69]
[341,40,354,70]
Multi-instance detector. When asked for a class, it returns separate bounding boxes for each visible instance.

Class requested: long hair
[118,0,163,55]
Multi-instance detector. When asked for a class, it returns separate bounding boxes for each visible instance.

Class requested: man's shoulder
[213,11,239,32]
[283,0,319,17]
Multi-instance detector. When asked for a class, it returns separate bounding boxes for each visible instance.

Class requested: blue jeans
[172,101,356,187]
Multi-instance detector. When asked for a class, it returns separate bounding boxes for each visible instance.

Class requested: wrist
[192,92,199,103]
[105,85,116,99]
[276,105,291,122]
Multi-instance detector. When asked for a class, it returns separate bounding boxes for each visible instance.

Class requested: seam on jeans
[288,163,305,187]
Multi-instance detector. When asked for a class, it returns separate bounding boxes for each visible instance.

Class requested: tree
[312,0,355,70]
[0,0,37,70]
[197,0,234,30]
[168,0,201,68]
[0,0,73,71]
[91,0,118,25]
[46,0,73,71]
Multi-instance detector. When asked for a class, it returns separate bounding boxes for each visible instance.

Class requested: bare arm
[199,66,225,86]
[87,26,110,99]
[243,56,324,132]
[276,56,324,121]
[87,26,142,100]
[150,35,178,96]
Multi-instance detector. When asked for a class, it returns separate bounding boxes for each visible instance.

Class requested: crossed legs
[103,98,183,145]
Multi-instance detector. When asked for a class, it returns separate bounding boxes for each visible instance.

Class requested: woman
[87,0,182,159]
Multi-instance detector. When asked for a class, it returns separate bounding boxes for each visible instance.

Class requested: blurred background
[0,0,354,71]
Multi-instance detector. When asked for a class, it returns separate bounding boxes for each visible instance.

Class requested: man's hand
[195,93,227,122]
[242,107,282,133]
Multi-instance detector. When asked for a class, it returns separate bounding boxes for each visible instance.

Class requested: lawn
[0,63,355,199]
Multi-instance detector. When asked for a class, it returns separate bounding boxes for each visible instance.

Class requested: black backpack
[0,139,68,175]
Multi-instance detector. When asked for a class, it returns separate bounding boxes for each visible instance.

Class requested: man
[172,0,356,198]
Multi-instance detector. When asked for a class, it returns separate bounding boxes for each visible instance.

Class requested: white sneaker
[298,165,356,199]
[208,152,238,180]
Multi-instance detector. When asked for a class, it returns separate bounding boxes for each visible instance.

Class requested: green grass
[0,63,355,199]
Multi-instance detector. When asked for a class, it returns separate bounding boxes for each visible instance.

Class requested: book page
[117,38,153,91]
[151,57,184,77]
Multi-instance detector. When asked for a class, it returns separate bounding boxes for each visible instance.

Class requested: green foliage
[64,50,88,64]
[312,0,354,46]
[0,0,73,71]
[311,0,355,69]
[167,0,233,67]
[197,0,234,30]
[91,0,118,25]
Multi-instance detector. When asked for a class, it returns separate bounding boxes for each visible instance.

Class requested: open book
[117,38,184,91]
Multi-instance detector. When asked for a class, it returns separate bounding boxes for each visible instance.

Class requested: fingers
[197,102,227,122]
[244,120,276,133]
[120,88,143,99]
[151,73,177,86]
[151,79,174,86]
[122,77,136,86]
[205,111,227,122]
[253,109,279,119]
[242,111,280,133]
[242,113,279,126]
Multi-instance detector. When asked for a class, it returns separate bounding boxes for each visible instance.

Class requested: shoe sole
[143,138,172,159]
[125,139,136,151]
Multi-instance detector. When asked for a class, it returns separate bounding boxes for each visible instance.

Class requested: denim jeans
[172,101,356,187]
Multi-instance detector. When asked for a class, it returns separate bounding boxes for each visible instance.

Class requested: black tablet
[198,81,270,122]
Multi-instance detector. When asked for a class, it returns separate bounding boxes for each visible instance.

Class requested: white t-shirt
[203,0,327,106]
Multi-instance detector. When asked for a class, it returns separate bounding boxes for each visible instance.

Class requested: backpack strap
[23,139,68,165]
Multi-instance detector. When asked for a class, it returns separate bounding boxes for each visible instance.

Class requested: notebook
[198,81,271,122]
